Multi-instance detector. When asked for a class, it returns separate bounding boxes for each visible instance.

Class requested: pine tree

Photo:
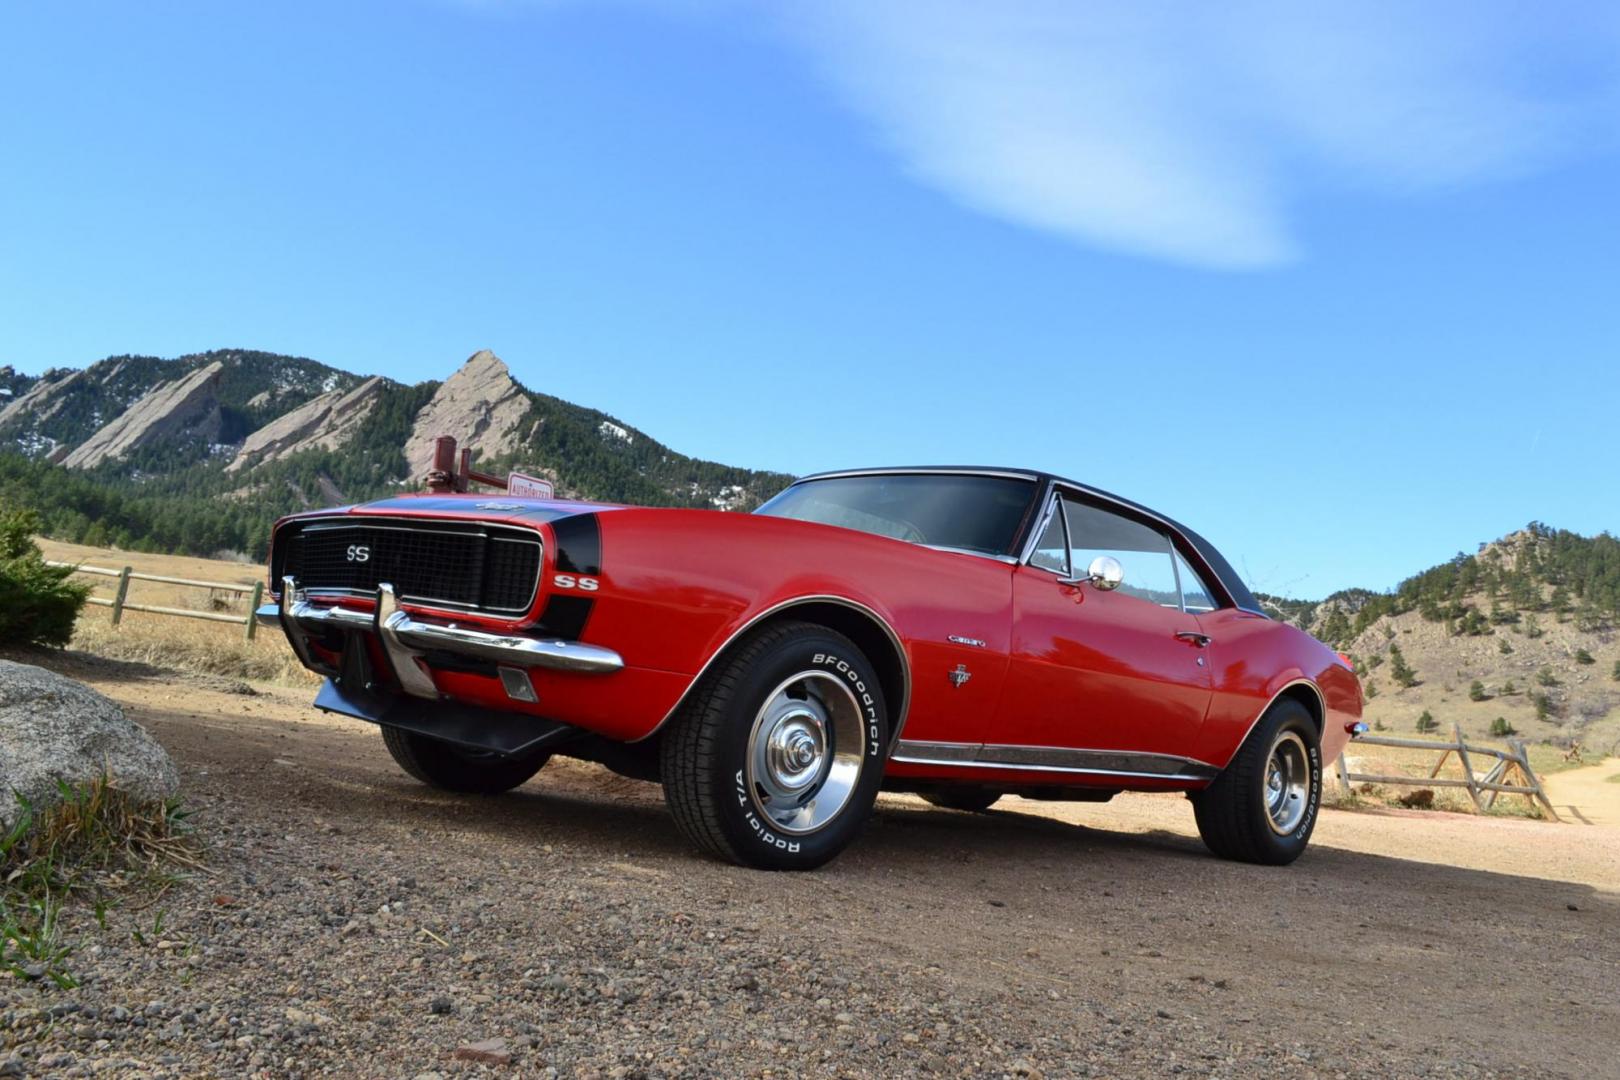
[1468,680,1489,702]
[1489,716,1516,737]
[1415,710,1438,734]
[1389,644,1419,688]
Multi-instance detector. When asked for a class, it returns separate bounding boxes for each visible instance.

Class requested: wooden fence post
[1452,722,1485,811]
[1508,738,1561,822]
[110,566,132,626]
[244,580,264,641]
[1334,753,1354,798]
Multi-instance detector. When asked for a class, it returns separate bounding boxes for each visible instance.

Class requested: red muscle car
[259,465,1363,870]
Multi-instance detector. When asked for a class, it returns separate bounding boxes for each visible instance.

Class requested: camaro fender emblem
[947,634,986,648]
[948,664,972,689]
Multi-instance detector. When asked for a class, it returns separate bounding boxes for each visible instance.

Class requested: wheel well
[1277,682,1325,735]
[749,601,909,745]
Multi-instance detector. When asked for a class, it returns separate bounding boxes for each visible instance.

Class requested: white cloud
[495,0,1620,268]
[774,1,1620,268]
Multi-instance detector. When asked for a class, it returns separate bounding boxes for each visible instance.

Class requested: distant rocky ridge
[0,347,793,548]
[61,361,226,469]
[228,376,383,473]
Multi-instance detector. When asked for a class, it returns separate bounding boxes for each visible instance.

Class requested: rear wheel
[660,621,888,871]
[1192,699,1321,865]
[921,789,1001,813]
[381,726,550,794]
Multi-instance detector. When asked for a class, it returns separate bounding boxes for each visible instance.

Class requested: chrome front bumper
[258,576,623,699]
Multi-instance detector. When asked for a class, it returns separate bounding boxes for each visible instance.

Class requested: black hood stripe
[551,513,602,575]
[535,513,601,641]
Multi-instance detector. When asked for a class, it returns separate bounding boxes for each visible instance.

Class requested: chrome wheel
[745,670,867,835]
[1263,731,1311,836]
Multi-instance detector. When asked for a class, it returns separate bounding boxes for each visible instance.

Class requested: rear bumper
[260,576,624,697]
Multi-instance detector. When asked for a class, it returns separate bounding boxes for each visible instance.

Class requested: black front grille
[275,518,542,615]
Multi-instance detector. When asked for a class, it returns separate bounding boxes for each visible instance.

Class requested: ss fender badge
[948,664,972,689]
[552,574,600,591]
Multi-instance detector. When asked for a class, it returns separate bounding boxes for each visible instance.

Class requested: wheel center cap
[766,713,825,790]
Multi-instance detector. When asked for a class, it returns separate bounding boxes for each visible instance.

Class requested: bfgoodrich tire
[381,726,550,794]
[1192,699,1321,865]
[660,621,889,871]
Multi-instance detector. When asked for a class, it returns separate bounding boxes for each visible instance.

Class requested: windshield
[756,473,1038,557]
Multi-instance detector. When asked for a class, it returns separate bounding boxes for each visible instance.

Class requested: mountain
[1260,525,1620,755]
[0,348,792,560]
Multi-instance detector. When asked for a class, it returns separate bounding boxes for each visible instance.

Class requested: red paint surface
[269,495,1362,791]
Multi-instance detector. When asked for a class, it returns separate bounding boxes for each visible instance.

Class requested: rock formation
[0,660,179,828]
[227,375,384,472]
[402,350,531,481]
[0,369,83,432]
[61,361,225,469]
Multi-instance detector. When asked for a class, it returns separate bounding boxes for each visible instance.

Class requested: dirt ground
[4,652,1618,1079]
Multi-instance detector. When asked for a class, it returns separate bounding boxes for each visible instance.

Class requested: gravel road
[3,654,1616,1079]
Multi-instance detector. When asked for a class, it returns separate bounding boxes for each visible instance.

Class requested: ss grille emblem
[346,545,371,563]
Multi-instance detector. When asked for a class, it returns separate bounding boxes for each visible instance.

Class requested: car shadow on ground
[127,695,1620,926]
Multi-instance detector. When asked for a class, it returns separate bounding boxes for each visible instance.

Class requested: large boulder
[0,660,179,827]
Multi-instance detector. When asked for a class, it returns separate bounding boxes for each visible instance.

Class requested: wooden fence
[48,561,265,641]
[1335,721,1560,821]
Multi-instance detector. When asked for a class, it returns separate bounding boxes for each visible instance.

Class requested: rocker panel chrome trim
[891,740,1220,782]
[641,594,913,751]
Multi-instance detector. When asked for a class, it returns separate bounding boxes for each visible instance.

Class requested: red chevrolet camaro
[259,466,1363,870]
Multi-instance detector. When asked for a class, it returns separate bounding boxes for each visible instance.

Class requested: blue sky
[2,1,1618,598]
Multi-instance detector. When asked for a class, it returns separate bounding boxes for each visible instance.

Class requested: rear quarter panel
[1194,609,1362,767]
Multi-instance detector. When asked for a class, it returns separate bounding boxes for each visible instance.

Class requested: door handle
[1175,631,1211,648]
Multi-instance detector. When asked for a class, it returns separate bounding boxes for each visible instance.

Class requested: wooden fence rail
[1335,722,1559,821]
[48,561,266,641]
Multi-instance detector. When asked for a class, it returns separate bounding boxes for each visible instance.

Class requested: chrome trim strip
[921,544,1020,565]
[794,467,1043,483]
[640,594,913,750]
[267,586,625,676]
[892,739,1220,782]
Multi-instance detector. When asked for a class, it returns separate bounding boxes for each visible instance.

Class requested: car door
[991,491,1214,764]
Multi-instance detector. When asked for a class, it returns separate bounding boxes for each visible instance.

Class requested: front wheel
[1192,699,1321,865]
[660,621,889,871]
[381,726,550,794]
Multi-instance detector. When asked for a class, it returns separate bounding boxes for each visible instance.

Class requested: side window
[1174,550,1220,613]
[1029,501,1070,575]
[1062,499,1180,608]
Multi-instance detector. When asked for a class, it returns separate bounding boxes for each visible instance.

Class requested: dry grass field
[37,538,314,686]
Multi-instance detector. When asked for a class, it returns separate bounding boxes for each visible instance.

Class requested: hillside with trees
[0,348,793,560]
[1262,526,1620,756]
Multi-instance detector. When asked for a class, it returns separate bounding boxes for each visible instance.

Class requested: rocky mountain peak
[402,350,530,481]
[227,376,385,473]
[60,361,225,469]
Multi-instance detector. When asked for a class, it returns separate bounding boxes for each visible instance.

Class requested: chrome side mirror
[1086,555,1124,591]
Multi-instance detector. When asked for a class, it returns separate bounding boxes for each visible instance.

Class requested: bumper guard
[257,576,624,698]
